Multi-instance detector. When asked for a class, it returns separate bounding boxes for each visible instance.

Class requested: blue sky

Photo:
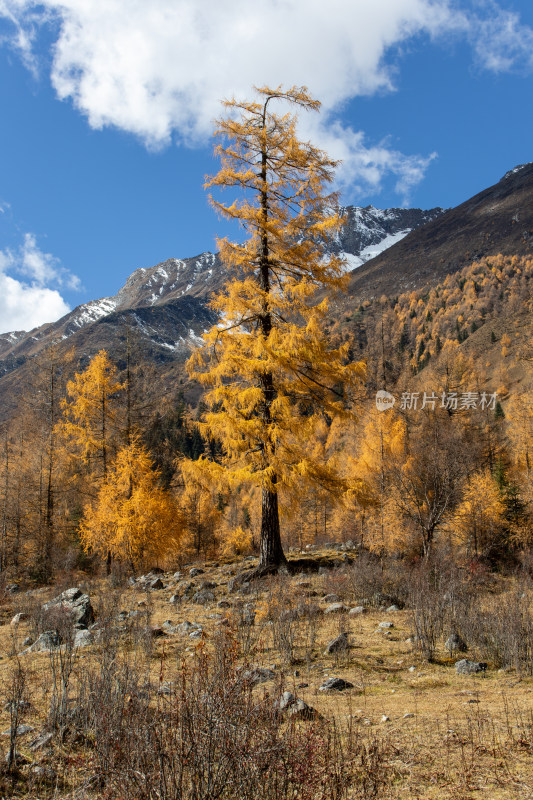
[0,0,532,333]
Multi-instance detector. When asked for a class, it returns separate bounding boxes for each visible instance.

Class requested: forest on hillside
[0,252,530,584]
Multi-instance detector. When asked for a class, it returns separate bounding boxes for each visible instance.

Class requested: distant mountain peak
[501,163,533,182]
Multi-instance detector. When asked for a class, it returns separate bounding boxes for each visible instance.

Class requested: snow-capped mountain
[334,205,444,270]
[0,204,444,356]
[0,162,532,424]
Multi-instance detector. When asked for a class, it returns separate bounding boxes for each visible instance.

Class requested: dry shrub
[347,551,385,602]
[408,559,448,661]
[460,587,533,674]
[260,575,320,665]
[68,630,390,800]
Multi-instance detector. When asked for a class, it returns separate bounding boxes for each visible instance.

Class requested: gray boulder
[29,731,54,751]
[324,603,349,615]
[277,691,296,711]
[191,590,216,605]
[349,606,367,616]
[288,699,320,720]
[319,677,354,692]
[176,621,199,634]
[1,724,34,737]
[74,629,93,648]
[324,632,349,655]
[42,588,94,629]
[189,567,205,577]
[455,659,487,675]
[23,630,61,653]
[241,667,275,686]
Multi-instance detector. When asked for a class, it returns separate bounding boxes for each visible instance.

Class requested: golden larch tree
[79,437,182,569]
[59,350,124,484]
[187,85,365,571]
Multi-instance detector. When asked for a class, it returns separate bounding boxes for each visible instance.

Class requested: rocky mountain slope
[345,162,533,301]
[0,164,531,424]
[0,205,443,372]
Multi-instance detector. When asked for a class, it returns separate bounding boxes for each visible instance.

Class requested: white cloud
[0,272,70,333]
[1,0,532,200]
[0,233,79,333]
[469,3,533,73]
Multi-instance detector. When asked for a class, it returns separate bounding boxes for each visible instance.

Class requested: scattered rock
[150,627,167,638]
[319,677,354,692]
[176,621,198,634]
[217,600,231,608]
[189,628,203,638]
[288,699,320,720]
[189,567,205,577]
[74,629,93,648]
[349,606,367,616]
[381,715,390,723]
[29,731,54,751]
[324,603,349,615]
[322,593,340,603]
[324,632,349,654]
[1,724,34,737]
[6,583,20,594]
[277,691,295,711]
[455,659,487,675]
[22,630,61,653]
[42,587,94,629]
[241,667,275,686]
[148,578,165,590]
[191,590,216,605]
[386,605,401,613]
[378,621,394,629]
[403,712,415,719]
[169,594,181,604]
[22,636,33,647]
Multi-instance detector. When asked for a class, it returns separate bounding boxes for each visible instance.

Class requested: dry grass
[0,553,532,798]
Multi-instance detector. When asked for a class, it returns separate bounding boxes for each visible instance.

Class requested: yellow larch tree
[79,437,182,569]
[345,406,406,553]
[186,85,365,571]
[59,350,124,486]
[450,471,506,559]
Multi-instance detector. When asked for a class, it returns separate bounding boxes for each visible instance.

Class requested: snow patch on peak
[3,331,26,343]
[339,252,364,272]
[359,229,411,262]
[501,163,533,181]
[71,297,117,328]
